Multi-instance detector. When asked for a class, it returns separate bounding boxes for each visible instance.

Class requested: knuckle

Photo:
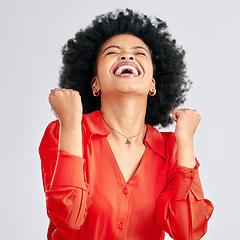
[73,90,79,94]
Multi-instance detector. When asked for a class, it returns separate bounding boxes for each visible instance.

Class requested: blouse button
[123,188,128,195]
[118,223,124,229]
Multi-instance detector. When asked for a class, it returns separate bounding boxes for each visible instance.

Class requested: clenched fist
[49,88,83,125]
[172,108,201,142]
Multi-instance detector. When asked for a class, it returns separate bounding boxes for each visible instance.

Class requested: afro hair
[59,8,191,127]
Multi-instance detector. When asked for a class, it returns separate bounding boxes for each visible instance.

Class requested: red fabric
[39,110,213,240]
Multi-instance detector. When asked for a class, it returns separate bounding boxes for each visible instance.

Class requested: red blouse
[39,110,213,240]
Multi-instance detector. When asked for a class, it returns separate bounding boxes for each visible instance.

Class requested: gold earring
[93,89,100,97]
[149,88,156,96]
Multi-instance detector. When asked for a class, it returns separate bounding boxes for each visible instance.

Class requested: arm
[156,109,214,239]
[173,108,199,168]
[39,89,91,231]
[49,88,83,157]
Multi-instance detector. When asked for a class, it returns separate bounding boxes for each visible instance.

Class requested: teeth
[115,65,139,76]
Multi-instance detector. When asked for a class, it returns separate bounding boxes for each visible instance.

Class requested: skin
[49,88,83,157]
[49,34,199,182]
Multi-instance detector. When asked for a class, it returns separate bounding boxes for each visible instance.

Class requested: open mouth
[113,62,141,77]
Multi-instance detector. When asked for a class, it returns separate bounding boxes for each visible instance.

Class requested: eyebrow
[102,45,121,53]
[102,45,149,54]
[133,46,149,53]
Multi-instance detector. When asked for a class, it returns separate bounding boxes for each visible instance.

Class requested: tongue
[122,69,133,74]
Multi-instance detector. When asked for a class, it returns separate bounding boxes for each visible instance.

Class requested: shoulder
[81,110,103,127]
[145,125,176,158]
[39,120,60,152]
[39,110,105,152]
[81,110,109,139]
[146,124,176,145]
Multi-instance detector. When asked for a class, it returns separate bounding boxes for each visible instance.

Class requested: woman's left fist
[172,109,201,142]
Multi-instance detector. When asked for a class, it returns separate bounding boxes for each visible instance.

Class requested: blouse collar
[82,110,166,159]
[144,124,167,158]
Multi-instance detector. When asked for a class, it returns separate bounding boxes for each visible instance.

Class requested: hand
[172,108,201,142]
[49,88,83,125]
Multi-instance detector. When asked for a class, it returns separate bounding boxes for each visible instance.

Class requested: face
[92,34,155,97]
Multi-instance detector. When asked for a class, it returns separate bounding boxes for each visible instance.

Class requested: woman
[39,9,214,240]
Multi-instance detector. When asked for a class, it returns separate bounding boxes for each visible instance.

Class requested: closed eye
[135,52,146,56]
[106,52,117,55]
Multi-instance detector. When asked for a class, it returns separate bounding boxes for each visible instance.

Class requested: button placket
[116,185,130,237]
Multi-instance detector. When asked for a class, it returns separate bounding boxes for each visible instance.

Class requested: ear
[150,78,156,90]
[91,76,100,91]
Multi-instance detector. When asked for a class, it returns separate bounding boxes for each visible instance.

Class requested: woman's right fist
[49,88,83,124]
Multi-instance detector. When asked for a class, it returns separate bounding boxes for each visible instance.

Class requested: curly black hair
[59,9,191,127]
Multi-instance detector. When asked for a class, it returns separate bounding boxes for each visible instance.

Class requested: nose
[120,53,134,61]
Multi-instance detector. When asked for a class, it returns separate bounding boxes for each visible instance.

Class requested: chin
[117,89,146,96]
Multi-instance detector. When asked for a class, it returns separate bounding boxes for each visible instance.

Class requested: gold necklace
[103,118,146,144]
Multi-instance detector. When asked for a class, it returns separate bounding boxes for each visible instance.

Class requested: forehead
[99,34,149,52]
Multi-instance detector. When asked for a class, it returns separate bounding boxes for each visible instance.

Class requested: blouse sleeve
[156,133,214,240]
[38,120,92,231]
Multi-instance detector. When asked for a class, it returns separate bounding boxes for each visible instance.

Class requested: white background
[1,0,239,239]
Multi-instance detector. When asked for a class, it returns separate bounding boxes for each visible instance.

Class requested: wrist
[176,135,193,145]
[59,120,82,158]
[60,117,82,129]
[176,137,196,168]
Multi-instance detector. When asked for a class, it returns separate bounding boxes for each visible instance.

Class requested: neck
[101,94,147,144]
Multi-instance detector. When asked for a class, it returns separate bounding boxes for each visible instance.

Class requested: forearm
[49,88,83,157]
[59,120,82,157]
[177,138,196,168]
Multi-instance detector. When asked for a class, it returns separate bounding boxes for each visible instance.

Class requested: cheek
[144,63,154,79]
[96,67,107,84]
[96,63,114,90]
[97,59,112,77]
